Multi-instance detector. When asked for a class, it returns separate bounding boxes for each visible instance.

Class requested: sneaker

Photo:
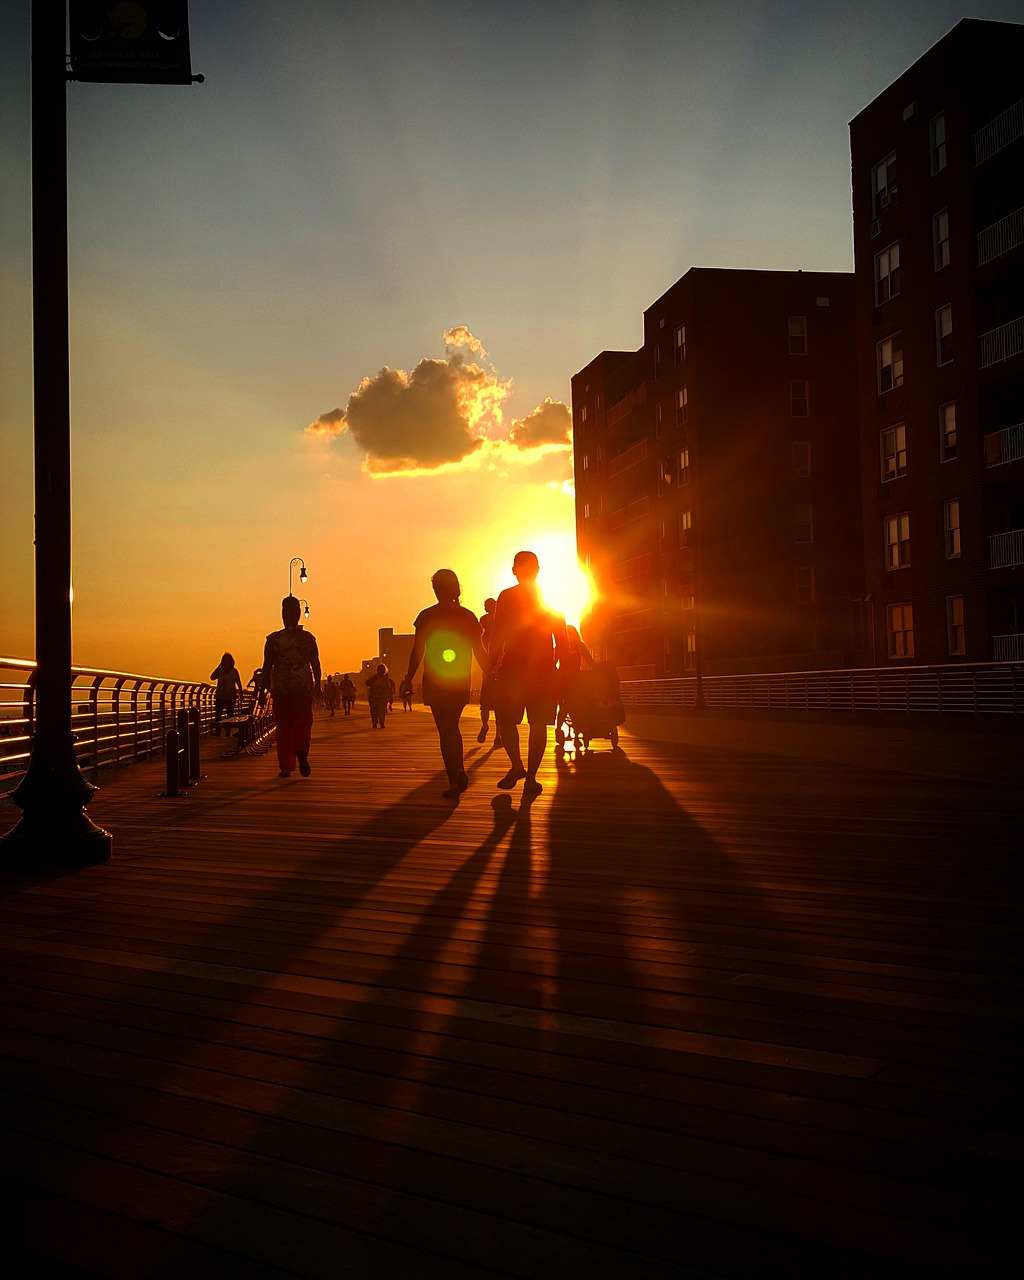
[278,771,291,778]
[442,773,469,799]
[477,724,488,743]
[297,752,311,777]
[496,765,527,790]
[523,778,543,795]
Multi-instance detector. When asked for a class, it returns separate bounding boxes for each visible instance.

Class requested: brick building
[572,268,864,680]
[850,18,1024,664]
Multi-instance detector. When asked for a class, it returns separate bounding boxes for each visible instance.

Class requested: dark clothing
[412,601,484,708]
[489,583,567,725]
[274,694,313,774]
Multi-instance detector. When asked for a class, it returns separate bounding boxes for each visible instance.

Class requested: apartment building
[850,18,1024,664]
[572,269,863,680]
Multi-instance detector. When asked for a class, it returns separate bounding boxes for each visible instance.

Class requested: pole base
[0,810,112,868]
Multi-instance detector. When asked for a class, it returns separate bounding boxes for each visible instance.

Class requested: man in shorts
[488,550,567,795]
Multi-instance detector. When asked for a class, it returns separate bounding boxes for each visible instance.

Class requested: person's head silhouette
[512,550,539,583]
[282,595,301,626]
[431,568,461,602]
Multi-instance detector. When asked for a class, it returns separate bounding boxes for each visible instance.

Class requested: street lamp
[298,599,310,619]
[288,557,308,596]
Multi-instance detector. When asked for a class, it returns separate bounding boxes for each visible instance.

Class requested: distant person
[405,568,490,798]
[340,673,356,715]
[246,667,261,690]
[210,652,243,736]
[387,674,396,711]
[257,595,321,778]
[324,673,340,716]
[366,664,391,728]
[476,596,502,748]
[557,624,594,735]
[489,550,567,795]
[399,676,414,710]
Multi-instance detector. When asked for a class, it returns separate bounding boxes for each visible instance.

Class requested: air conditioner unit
[870,219,882,238]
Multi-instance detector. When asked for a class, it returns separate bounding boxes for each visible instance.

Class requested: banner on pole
[69,2,196,85]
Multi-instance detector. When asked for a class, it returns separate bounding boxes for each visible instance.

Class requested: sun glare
[527,531,594,630]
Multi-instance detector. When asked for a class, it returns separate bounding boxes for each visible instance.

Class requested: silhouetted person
[258,595,321,777]
[489,550,567,795]
[399,676,414,710]
[324,673,340,716]
[210,652,243,736]
[406,568,491,798]
[366,664,391,728]
[340,673,356,715]
[387,674,396,711]
[557,623,594,735]
[476,596,502,747]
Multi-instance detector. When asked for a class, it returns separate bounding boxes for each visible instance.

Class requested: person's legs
[431,702,467,789]
[523,694,554,793]
[275,695,299,775]
[294,697,313,775]
[495,689,527,788]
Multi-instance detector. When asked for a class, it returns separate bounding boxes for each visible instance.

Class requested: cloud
[306,329,572,476]
[509,398,572,451]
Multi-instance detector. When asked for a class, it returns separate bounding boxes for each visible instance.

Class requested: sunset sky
[2,0,1021,680]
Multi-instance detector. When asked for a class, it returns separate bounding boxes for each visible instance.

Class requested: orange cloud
[509,398,572,450]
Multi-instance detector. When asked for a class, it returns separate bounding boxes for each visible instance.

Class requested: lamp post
[288,557,308,597]
[298,599,310,619]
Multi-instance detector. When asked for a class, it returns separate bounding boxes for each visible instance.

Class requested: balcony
[989,528,1024,569]
[984,423,1024,467]
[992,633,1024,662]
[973,97,1024,165]
[976,207,1024,266]
[979,317,1024,368]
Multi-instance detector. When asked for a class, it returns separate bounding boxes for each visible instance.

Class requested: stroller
[558,661,625,752]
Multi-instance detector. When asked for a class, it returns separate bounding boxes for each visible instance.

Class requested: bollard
[164,728,181,797]
[187,707,202,779]
[176,709,190,789]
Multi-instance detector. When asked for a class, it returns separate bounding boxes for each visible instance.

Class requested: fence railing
[979,316,1024,368]
[989,528,1024,570]
[621,663,1023,716]
[976,206,1024,266]
[983,422,1024,468]
[0,657,229,800]
[973,97,1024,165]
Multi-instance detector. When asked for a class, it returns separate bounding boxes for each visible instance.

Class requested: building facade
[850,18,1024,665]
[572,269,864,680]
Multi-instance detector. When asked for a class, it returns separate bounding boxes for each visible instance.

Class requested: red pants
[274,695,313,773]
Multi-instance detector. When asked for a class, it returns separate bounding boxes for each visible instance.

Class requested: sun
[526,532,594,630]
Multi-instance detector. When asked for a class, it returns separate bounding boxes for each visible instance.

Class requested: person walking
[399,676,414,710]
[405,568,491,798]
[210,652,243,736]
[366,664,391,728]
[340,673,356,715]
[489,550,567,796]
[324,673,340,716]
[476,597,502,748]
[257,596,321,778]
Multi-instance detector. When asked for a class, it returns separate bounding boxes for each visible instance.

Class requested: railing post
[176,708,190,789]
[187,706,202,780]
[164,728,181,797]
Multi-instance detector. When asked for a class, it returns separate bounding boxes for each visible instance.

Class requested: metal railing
[0,657,221,800]
[983,422,1024,467]
[989,529,1024,570]
[979,316,1024,368]
[992,634,1024,664]
[973,97,1024,165]
[976,207,1024,266]
[621,663,1023,715]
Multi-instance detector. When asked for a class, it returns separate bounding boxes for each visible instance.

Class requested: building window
[583,502,591,520]
[658,459,671,495]
[655,402,663,437]
[939,402,957,461]
[677,446,690,485]
[581,453,589,472]
[673,324,686,364]
[653,344,661,381]
[579,404,587,427]
[946,595,965,656]
[792,441,811,479]
[788,316,807,355]
[790,379,809,417]
[684,632,696,671]
[659,518,668,555]
[877,335,904,392]
[880,424,907,481]
[929,112,946,174]
[875,242,900,304]
[678,509,692,548]
[885,512,910,569]
[936,305,953,365]
[794,504,814,544]
[660,579,669,614]
[872,151,897,214]
[944,499,961,558]
[887,603,914,658]
[676,386,688,426]
[933,209,949,270]
[796,566,815,604]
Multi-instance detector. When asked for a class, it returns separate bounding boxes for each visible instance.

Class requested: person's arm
[552,613,569,669]
[471,621,491,678]
[579,639,595,666]
[488,595,507,670]
[406,630,425,685]
[211,666,219,682]
[233,669,243,692]
[310,641,321,694]
[257,640,273,700]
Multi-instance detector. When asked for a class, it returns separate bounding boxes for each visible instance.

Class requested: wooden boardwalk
[1,707,1021,1278]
